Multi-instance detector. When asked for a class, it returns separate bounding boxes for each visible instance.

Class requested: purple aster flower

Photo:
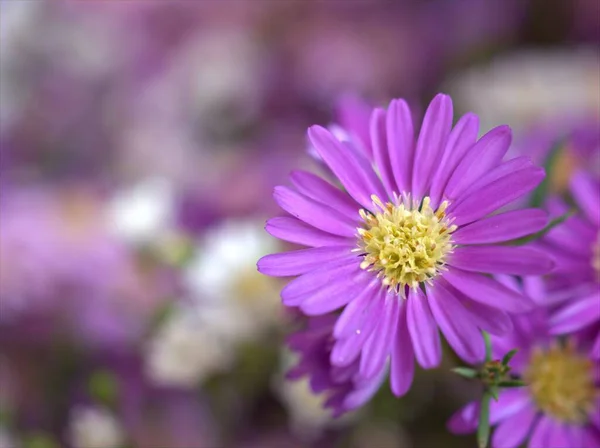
[510,116,600,198]
[258,94,553,398]
[448,309,600,448]
[541,171,600,358]
[286,314,386,417]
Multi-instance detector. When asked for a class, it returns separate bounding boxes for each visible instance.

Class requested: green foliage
[88,370,119,408]
[452,331,527,448]
[23,432,59,448]
[477,393,491,448]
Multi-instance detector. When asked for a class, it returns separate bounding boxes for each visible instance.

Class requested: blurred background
[0,1,598,447]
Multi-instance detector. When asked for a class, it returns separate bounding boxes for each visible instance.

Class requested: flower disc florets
[524,340,598,424]
[357,195,456,293]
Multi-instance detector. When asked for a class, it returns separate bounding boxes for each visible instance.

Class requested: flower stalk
[452,331,527,448]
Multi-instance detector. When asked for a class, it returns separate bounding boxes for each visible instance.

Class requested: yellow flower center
[548,146,577,195]
[524,340,598,424]
[357,195,456,294]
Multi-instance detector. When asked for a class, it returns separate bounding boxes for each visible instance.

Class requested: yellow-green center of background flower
[357,195,456,293]
[524,340,597,424]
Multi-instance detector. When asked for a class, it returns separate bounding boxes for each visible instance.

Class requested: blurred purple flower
[286,315,385,417]
[510,117,600,196]
[259,94,552,398]
[449,309,600,448]
[539,171,600,358]
[0,185,175,349]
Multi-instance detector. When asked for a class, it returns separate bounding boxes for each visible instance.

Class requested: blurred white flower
[116,28,265,185]
[448,47,600,133]
[272,352,355,441]
[183,220,283,342]
[105,178,175,246]
[351,424,412,448]
[0,426,18,448]
[0,0,40,130]
[145,306,235,388]
[68,406,124,448]
[144,219,282,388]
[185,29,265,125]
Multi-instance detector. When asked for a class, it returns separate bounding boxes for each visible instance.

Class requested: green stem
[483,331,492,362]
[477,392,492,448]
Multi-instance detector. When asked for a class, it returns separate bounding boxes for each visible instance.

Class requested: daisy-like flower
[448,309,600,448]
[542,171,600,358]
[286,315,386,417]
[258,94,553,398]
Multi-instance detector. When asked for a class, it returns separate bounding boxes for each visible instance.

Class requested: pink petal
[386,98,414,194]
[448,246,553,275]
[444,125,512,201]
[308,125,388,209]
[443,268,535,313]
[426,279,486,363]
[280,258,361,306]
[289,170,360,220]
[274,186,358,237]
[412,94,453,199]
[359,293,400,378]
[333,279,382,339]
[571,171,600,226]
[452,209,548,244]
[448,161,544,226]
[265,216,353,247]
[390,300,415,396]
[407,287,441,368]
[491,402,537,448]
[429,112,479,208]
[370,108,397,197]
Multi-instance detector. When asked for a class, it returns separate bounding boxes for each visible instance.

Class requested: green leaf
[483,331,492,363]
[530,139,565,207]
[510,210,574,245]
[501,349,518,366]
[498,379,527,388]
[88,370,119,408]
[452,367,478,379]
[477,392,492,448]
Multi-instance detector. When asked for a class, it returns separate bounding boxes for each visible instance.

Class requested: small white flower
[145,306,235,388]
[68,406,124,448]
[448,47,600,133]
[105,178,175,246]
[183,220,283,342]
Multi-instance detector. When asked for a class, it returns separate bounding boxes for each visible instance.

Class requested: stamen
[524,339,598,424]
[356,195,456,294]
